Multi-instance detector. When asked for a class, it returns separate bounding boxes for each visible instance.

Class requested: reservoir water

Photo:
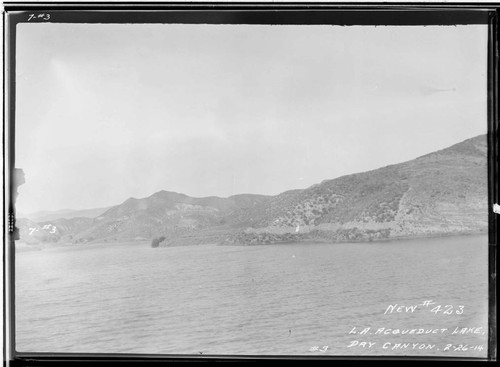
[15,235,489,357]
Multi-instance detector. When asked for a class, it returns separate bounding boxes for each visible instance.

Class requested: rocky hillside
[18,191,271,244]
[222,134,487,244]
[17,135,488,246]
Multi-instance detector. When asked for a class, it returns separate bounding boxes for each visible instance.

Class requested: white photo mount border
[2,2,498,364]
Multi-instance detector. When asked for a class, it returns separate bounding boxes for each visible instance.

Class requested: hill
[222,134,487,244]
[16,135,488,246]
[17,192,271,244]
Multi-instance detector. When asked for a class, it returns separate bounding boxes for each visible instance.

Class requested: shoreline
[15,231,488,252]
[218,230,488,247]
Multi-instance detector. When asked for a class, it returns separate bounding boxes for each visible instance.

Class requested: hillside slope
[19,191,270,243]
[17,135,488,245]
[222,134,487,244]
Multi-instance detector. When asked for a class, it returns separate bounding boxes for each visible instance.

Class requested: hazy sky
[16,23,487,213]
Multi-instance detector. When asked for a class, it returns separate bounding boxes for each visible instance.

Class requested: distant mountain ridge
[18,206,112,222]
[17,135,488,246]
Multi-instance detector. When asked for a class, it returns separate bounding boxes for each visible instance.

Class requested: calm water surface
[15,235,489,357]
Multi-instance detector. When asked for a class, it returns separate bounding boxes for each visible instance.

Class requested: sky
[15,23,487,214]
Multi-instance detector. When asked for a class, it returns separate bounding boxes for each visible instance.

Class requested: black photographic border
[2,2,498,364]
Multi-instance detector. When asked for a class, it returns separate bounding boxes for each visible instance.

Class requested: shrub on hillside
[151,236,166,248]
